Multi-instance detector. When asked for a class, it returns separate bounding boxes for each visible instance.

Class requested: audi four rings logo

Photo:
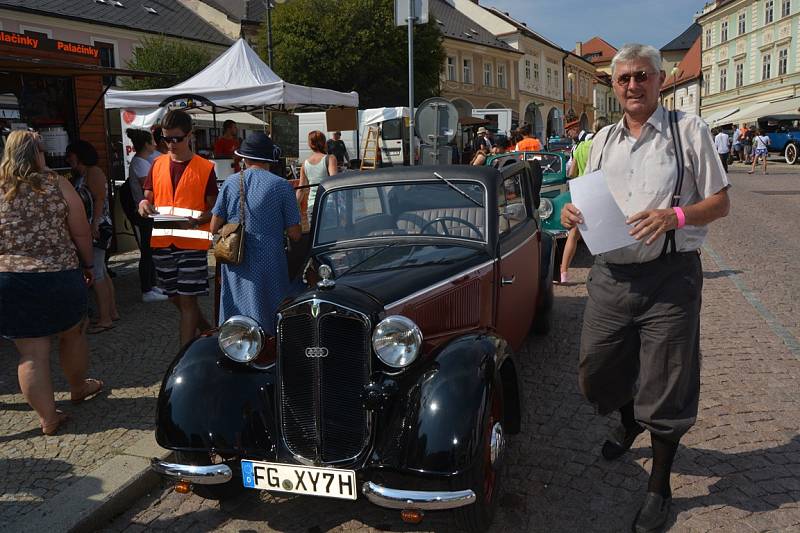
[305,347,329,358]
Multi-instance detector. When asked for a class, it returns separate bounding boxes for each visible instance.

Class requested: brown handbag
[213,171,246,265]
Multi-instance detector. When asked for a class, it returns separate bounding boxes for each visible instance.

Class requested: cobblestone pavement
[4,163,800,532]
[0,253,215,523]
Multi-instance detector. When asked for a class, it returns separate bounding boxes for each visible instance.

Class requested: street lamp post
[265,0,287,69]
[671,66,679,111]
[567,71,575,120]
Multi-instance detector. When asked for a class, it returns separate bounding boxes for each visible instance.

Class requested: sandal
[87,324,115,335]
[41,410,69,436]
[71,378,104,404]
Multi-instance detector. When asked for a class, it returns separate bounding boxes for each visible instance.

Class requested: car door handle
[501,276,515,286]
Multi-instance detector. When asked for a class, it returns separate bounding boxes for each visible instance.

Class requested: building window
[736,62,744,87]
[546,67,552,89]
[738,12,746,34]
[765,0,774,23]
[94,40,117,86]
[484,63,493,86]
[762,53,771,80]
[779,48,788,75]
[463,58,472,84]
[555,72,560,90]
[719,67,727,92]
[533,62,539,81]
[705,28,712,48]
[782,0,791,17]
[703,71,710,95]
[497,64,506,89]
[447,56,456,81]
[20,26,51,40]
[524,59,531,80]
[721,21,728,42]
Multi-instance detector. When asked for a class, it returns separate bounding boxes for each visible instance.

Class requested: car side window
[498,174,528,236]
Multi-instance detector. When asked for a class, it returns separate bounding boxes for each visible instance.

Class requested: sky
[484,0,707,51]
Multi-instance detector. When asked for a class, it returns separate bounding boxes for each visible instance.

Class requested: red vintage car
[151,161,555,531]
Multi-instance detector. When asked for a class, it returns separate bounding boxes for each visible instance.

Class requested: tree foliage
[121,35,215,90]
[260,0,445,108]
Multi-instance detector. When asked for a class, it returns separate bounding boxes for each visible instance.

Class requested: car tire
[173,451,244,501]
[785,143,799,165]
[452,383,504,533]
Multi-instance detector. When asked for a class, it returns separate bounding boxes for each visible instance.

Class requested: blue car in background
[757,115,800,164]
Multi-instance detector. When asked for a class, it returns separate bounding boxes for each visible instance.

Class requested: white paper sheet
[568,170,638,255]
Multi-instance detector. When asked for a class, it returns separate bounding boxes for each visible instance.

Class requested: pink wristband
[673,206,686,229]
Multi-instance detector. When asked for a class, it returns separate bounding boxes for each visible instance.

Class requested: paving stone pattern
[0,253,215,524]
[101,165,800,532]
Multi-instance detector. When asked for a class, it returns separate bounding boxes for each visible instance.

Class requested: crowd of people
[713,123,772,175]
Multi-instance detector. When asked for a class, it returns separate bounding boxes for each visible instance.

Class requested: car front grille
[278,300,371,464]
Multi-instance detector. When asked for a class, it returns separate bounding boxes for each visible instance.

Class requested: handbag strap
[238,170,246,224]
[661,109,686,257]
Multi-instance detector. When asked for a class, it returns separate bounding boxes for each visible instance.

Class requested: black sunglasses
[162,134,188,144]
[615,70,658,86]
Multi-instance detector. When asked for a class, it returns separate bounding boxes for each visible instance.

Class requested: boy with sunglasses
[138,109,218,347]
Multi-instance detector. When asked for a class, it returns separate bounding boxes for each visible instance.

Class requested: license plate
[241,460,357,500]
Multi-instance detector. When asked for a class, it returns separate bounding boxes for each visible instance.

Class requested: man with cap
[211,132,301,336]
[472,126,492,153]
[565,118,592,176]
[138,109,218,347]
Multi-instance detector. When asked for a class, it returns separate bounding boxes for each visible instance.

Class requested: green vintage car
[486,151,570,240]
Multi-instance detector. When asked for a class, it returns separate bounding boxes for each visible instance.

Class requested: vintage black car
[151,162,555,531]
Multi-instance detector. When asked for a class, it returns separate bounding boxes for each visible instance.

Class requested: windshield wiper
[432,172,484,208]
[338,242,400,278]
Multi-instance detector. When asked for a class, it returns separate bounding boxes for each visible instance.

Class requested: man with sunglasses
[561,44,730,533]
[139,109,218,347]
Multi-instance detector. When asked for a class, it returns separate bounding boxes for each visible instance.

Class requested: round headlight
[538,198,554,220]
[372,315,423,368]
[218,315,264,363]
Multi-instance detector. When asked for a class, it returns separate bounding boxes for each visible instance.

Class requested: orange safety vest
[150,154,214,250]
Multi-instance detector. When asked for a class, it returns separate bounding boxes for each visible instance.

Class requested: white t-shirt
[754,135,770,151]
[128,154,155,205]
[714,132,730,154]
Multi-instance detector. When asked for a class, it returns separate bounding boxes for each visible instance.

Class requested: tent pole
[212,105,217,155]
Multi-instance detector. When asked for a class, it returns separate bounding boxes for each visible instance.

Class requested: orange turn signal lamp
[400,509,424,524]
[175,481,192,494]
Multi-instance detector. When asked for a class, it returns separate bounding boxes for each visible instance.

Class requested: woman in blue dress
[210,133,301,334]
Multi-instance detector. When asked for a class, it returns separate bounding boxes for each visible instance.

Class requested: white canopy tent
[105,38,358,111]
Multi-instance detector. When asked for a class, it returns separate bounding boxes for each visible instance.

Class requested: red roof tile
[661,36,701,90]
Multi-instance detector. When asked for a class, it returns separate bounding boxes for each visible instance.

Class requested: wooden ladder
[360,127,380,170]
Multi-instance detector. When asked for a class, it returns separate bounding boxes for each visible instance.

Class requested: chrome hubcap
[489,422,505,467]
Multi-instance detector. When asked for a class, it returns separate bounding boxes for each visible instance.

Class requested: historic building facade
[697,0,800,125]
[564,52,596,130]
[434,0,521,125]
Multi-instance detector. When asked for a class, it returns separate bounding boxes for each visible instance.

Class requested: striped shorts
[152,247,210,296]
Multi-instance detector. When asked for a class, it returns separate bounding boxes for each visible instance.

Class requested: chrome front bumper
[362,481,476,510]
[150,458,233,485]
[545,228,569,239]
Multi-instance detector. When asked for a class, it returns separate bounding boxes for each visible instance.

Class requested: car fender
[155,336,277,458]
[541,189,571,234]
[369,333,508,475]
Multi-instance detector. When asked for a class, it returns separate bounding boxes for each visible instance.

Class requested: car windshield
[520,153,562,175]
[315,181,487,245]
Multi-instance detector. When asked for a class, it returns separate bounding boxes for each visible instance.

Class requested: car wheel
[173,451,244,501]
[785,143,798,165]
[452,383,505,533]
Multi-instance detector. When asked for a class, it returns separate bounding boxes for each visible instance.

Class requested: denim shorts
[0,269,88,339]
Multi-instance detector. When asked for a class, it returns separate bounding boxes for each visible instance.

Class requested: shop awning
[189,111,265,127]
[722,102,774,126]
[0,55,162,78]
[750,96,800,118]
[702,106,739,126]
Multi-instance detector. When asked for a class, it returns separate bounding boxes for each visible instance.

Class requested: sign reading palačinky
[568,170,638,255]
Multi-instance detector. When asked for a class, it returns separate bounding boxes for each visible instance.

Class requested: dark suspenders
[595,111,685,257]
[661,110,685,257]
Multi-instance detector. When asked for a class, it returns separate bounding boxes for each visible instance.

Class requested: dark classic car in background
[150,162,555,531]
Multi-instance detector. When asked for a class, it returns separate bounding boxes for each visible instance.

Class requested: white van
[296,107,412,167]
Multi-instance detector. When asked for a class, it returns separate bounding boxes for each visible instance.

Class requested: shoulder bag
[213,170,246,265]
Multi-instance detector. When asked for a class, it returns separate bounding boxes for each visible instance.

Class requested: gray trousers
[578,252,702,442]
